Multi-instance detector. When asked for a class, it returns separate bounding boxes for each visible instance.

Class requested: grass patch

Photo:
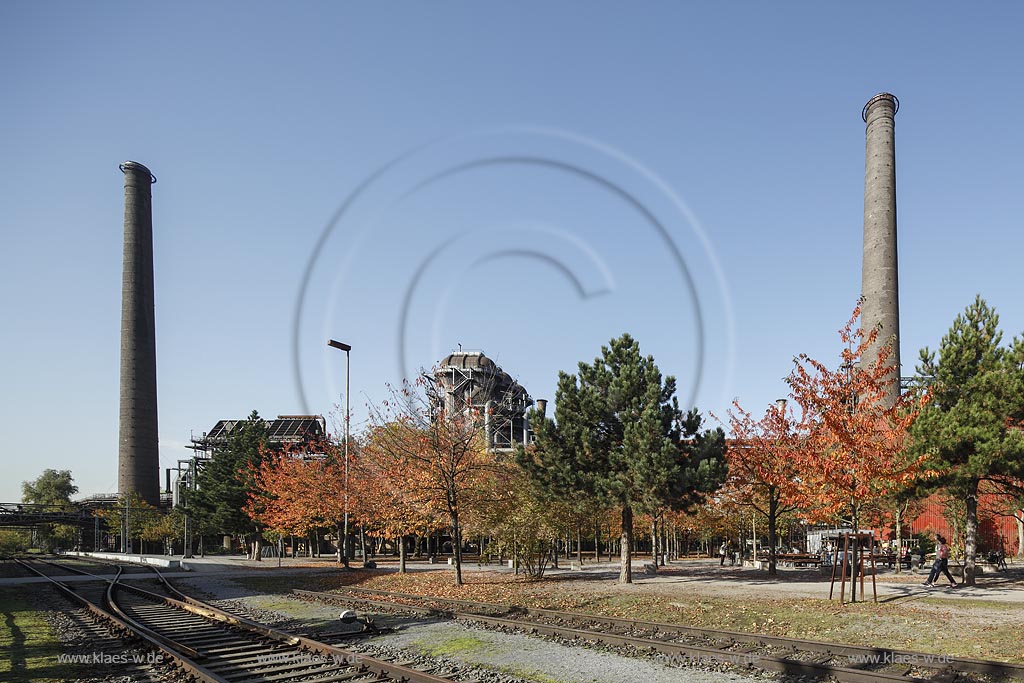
[494,664,564,683]
[413,633,490,656]
[0,587,78,682]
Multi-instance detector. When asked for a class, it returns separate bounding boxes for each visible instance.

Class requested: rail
[293,585,1024,683]
[14,556,460,683]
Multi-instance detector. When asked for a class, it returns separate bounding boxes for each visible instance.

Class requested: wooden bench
[775,553,822,567]
[872,553,913,569]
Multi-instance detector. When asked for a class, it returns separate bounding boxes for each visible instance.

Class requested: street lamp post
[328,339,352,566]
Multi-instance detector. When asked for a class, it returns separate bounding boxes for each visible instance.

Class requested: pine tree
[519,334,725,584]
[192,410,274,559]
[910,296,1024,585]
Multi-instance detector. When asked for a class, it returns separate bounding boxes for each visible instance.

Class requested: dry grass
[240,563,1024,664]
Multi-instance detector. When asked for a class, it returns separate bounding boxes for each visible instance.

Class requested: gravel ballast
[181,576,781,683]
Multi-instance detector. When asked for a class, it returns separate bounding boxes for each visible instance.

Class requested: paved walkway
[6,553,1023,604]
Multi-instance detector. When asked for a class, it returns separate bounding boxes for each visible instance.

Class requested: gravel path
[360,619,775,683]
[179,576,783,683]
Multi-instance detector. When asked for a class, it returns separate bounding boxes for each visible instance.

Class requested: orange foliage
[786,303,934,526]
[358,423,444,539]
[245,441,355,536]
[724,400,809,519]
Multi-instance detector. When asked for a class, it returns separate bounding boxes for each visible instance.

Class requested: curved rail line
[13,557,460,683]
[293,585,1024,683]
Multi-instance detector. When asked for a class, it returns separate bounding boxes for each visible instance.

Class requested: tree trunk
[594,522,601,563]
[398,535,407,573]
[651,518,658,567]
[620,504,633,584]
[894,502,904,574]
[337,522,347,566]
[964,479,980,586]
[850,503,859,602]
[661,520,668,563]
[1015,510,1024,559]
[452,513,464,586]
[576,524,583,564]
[767,492,778,576]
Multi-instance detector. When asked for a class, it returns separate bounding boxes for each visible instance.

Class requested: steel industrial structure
[432,351,533,452]
[0,503,104,551]
[168,415,326,555]
[175,414,326,503]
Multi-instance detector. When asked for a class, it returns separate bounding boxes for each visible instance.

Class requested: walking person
[923,535,958,588]
[719,541,729,566]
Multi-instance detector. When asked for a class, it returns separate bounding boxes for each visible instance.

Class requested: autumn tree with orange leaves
[724,400,809,576]
[245,440,356,564]
[359,422,445,573]
[245,448,313,539]
[367,377,497,586]
[787,303,933,549]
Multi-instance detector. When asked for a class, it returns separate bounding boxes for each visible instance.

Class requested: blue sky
[2,3,1023,501]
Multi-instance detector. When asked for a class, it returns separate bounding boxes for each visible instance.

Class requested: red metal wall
[903,494,1021,555]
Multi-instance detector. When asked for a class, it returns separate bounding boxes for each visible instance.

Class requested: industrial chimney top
[862,93,899,122]
[119,160,157,184]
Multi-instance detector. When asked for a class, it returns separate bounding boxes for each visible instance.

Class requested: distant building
[433,351,533,452]
[172,415,326,507]
[187,415,326,455]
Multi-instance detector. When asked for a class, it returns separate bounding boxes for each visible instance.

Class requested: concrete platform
[65,550,180,569]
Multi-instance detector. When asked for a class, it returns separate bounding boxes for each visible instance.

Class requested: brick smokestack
[118,161,160,506]
[861,93,901,408]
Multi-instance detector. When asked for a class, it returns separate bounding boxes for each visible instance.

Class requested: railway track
[12,557,464,683]
[293,585,1024,683]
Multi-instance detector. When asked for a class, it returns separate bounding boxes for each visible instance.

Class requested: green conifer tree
[192,410,274,558]
[519,334,726,583]
[910,296,1024,585]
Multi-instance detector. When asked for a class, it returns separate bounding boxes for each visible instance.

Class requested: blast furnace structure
[433,351,533,452]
